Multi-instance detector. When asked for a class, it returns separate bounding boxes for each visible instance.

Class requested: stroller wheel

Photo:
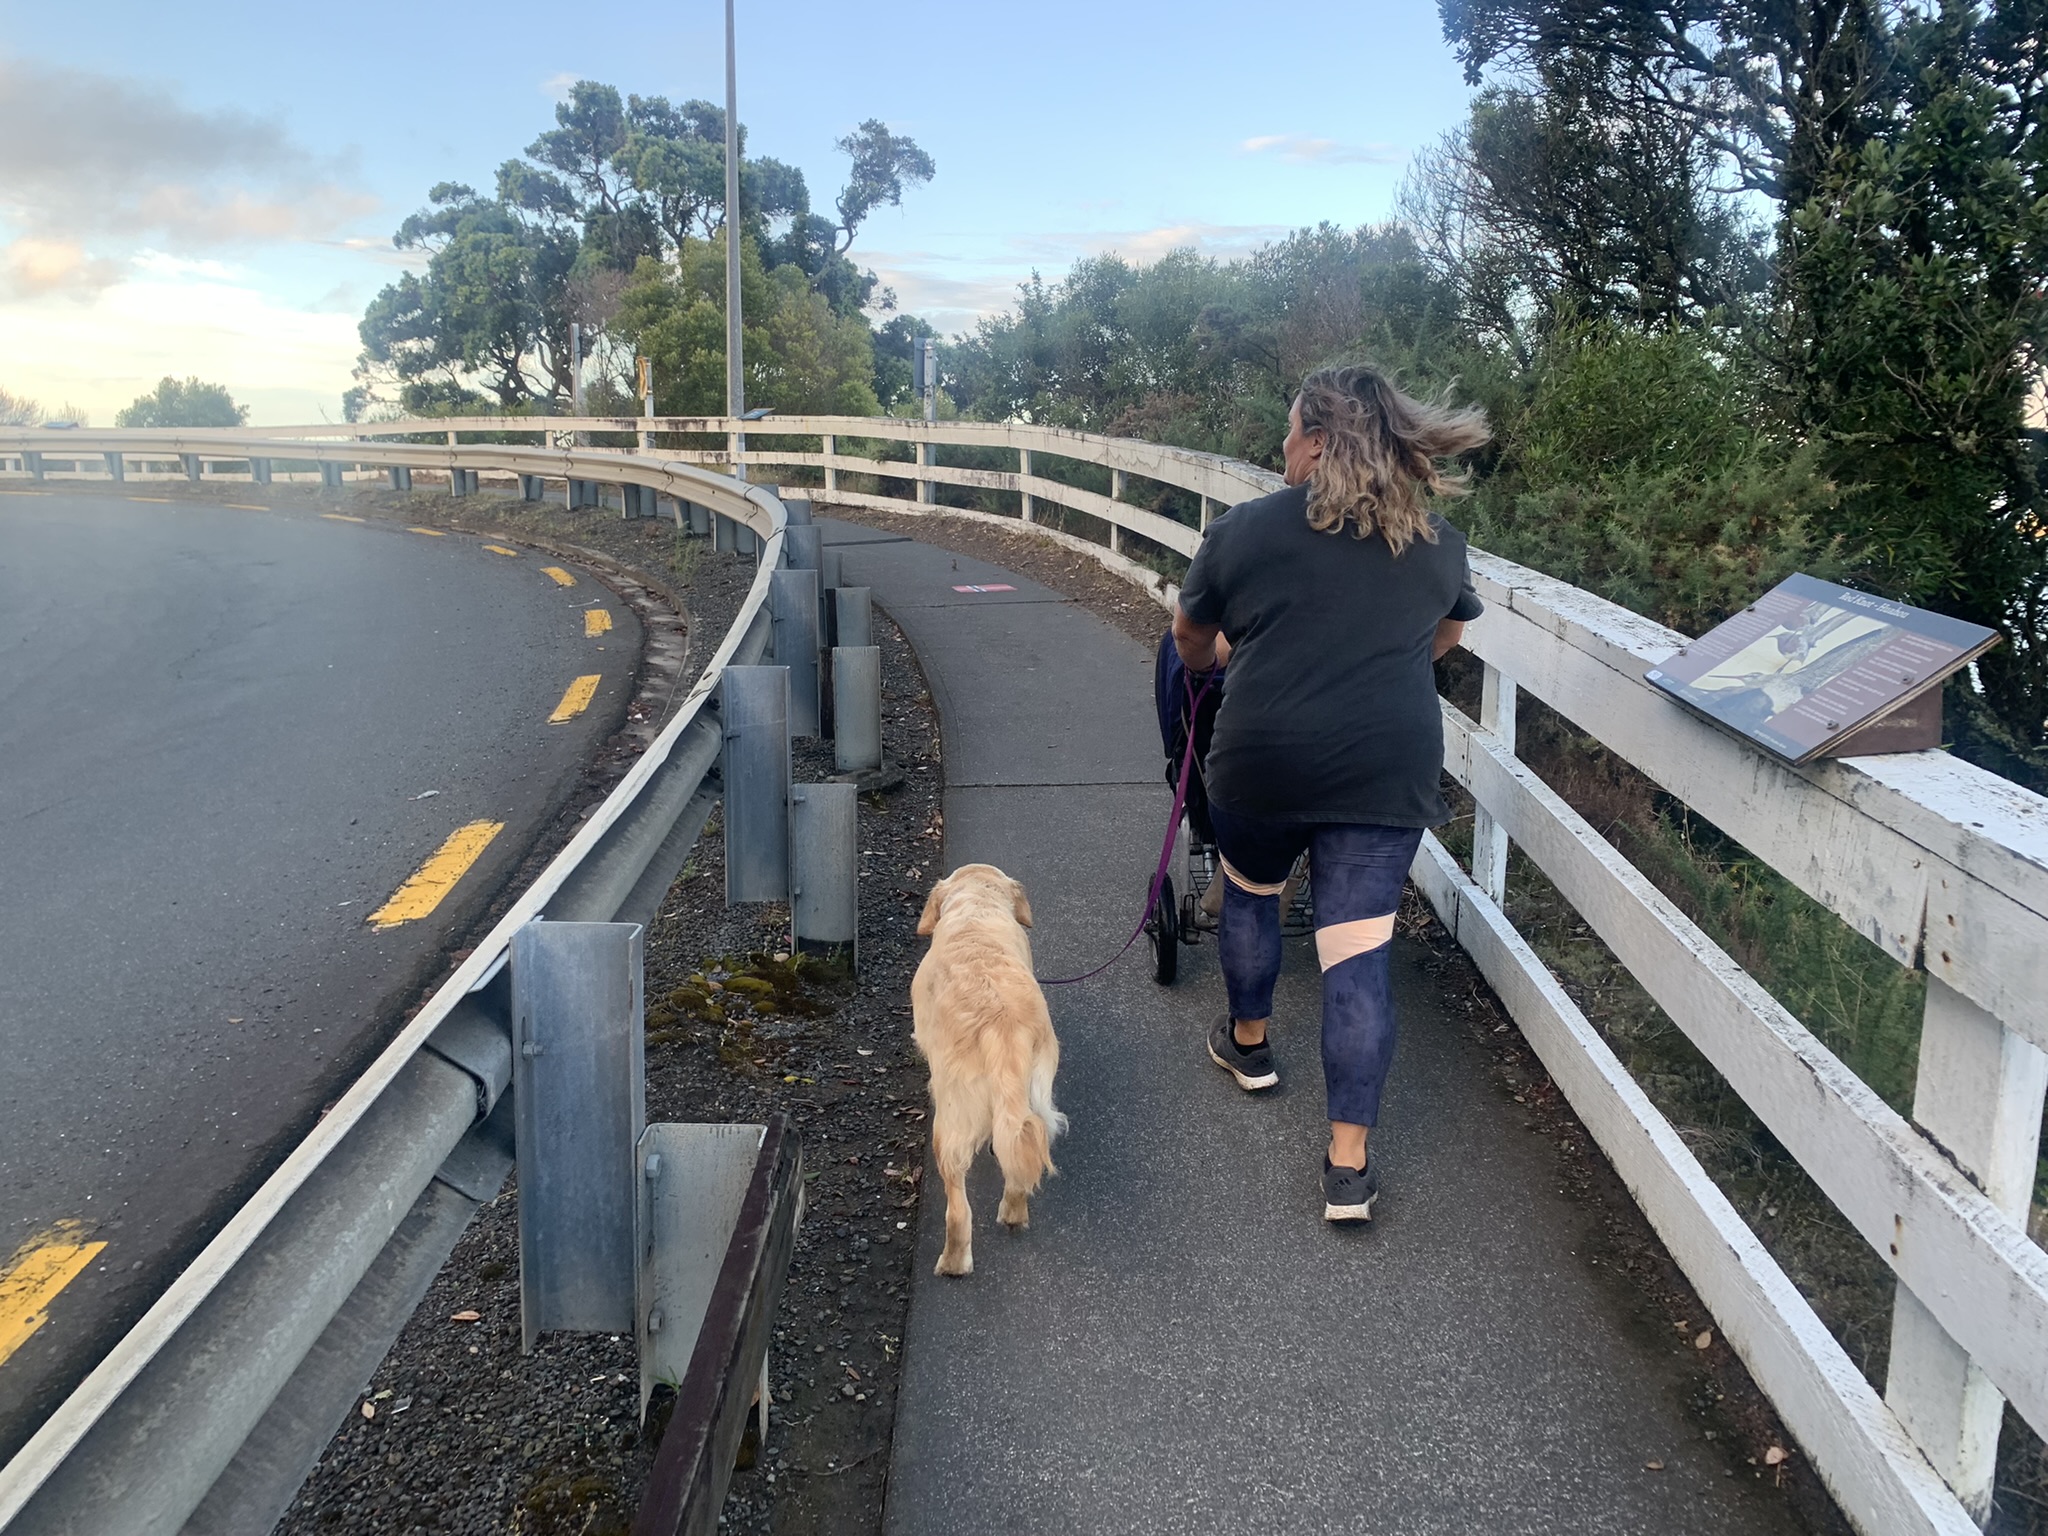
[1149,872,1180,985]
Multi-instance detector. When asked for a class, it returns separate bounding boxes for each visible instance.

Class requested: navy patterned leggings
[1207,807,1424,1127]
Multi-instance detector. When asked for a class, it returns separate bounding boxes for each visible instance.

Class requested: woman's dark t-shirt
[1177,482,1483,827]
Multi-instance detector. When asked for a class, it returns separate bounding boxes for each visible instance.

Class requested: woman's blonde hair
[1296,364,1492,554]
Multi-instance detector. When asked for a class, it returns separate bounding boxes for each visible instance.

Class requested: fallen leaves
[1694,1329,1713,1350]
[450,1309,481,1323]
[1764,1446,1788,1466]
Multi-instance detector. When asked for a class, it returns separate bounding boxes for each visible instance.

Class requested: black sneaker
[1322,1157,1380,1222]
[1207,1015,1278,1091]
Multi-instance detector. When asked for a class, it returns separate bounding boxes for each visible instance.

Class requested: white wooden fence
[7,415,2045,1535]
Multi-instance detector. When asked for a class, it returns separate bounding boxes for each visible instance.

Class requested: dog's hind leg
[993,1108,1050,1232]
[931,1122,975,1276]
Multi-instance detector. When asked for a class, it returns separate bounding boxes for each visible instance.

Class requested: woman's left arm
[1432,618,1466,661]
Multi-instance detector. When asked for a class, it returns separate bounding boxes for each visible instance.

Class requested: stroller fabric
[1153,629,1225,843]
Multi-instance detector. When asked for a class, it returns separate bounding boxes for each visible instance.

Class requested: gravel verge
[276,488,943,1536]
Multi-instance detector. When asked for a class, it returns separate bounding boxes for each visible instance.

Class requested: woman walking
[1171,363,1490,1221]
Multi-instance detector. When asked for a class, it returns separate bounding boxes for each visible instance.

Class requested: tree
[0,386,45,427]
[115,377,248,428]
[1435,0,1897,208]
[833,121,935,252]
[1782,1,2048,738]
[1433,0,2048,756]
[350,84,936,417]
[613,241,881,418]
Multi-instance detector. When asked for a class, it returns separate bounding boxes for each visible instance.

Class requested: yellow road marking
[482,544,518,557]
[541,565,576,587]
[368,821,505,931]
[584,609,613,637]
[549,674,602,723]
[127,496,174,504]
[321,513,365,524]
[0,1222,107,1368]
[224,504,270,511]
[407,526,446,537]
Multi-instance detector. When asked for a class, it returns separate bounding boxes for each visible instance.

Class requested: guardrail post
[714,512,738,552]
[785,524,821,575]
[734,521,758,557]
[1885,979,2048,1518]
[1200,495,1214,528]
[321,462,344,490]
[687,501,711,537]
[520,473,543,500]
[389,466,413,492]
[1109,469,1126,553]
[789,783,858,966]
[1471,663,1516,904]
[784,497,812,526]
[181,452,201,482]
[823,433,837,494]
[832,646,882,775]
[834,586,873,650]
[104,451,125,484]
[722,666,792,903]
[770,568,822,737]
[513,920,645,1347]
[250,457,272,485]
[1020,448,1035,522]
[25,449,43,482]
[918,438,934,505]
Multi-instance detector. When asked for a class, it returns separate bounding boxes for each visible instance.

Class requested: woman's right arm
[1432,618,1465,661]
[1173,605,1224,673]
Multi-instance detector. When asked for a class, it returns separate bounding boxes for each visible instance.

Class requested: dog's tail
[994,1062,1064,1193]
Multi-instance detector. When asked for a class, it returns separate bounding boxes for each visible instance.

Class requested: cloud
[1241,133,1404,166]
[540,72,579,101]
[2,238,122,299]
[1036,221,1291,265]
[0,55,379,272]
[1,261,360,425]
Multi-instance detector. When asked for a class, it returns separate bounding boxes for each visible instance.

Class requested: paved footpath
[824,518,1805,1536]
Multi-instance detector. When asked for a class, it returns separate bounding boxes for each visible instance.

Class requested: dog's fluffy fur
[912,863,1066,1276]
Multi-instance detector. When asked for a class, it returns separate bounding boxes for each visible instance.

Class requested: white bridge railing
[6,416,2047,1536]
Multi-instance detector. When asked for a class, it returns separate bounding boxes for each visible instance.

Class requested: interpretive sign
[1643,573,1998,764]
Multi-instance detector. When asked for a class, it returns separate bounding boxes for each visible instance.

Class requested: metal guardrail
[0,431,789,1535]
[6,419,2048,1535]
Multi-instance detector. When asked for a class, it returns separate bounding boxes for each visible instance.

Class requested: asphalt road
[0,488,640,1462]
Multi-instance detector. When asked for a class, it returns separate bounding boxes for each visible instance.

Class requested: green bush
[1464,324,1854,636]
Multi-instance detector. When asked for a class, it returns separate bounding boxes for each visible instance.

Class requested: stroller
[1147,632,1312,984]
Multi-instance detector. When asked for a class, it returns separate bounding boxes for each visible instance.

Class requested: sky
[0,0,1474,426]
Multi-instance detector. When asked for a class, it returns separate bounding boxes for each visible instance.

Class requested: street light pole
[723,0,746,481]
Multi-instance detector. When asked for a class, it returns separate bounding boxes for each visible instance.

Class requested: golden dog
[912,863,1066,1276]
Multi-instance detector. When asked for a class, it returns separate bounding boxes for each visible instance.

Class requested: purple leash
[1037,670,1215,987]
